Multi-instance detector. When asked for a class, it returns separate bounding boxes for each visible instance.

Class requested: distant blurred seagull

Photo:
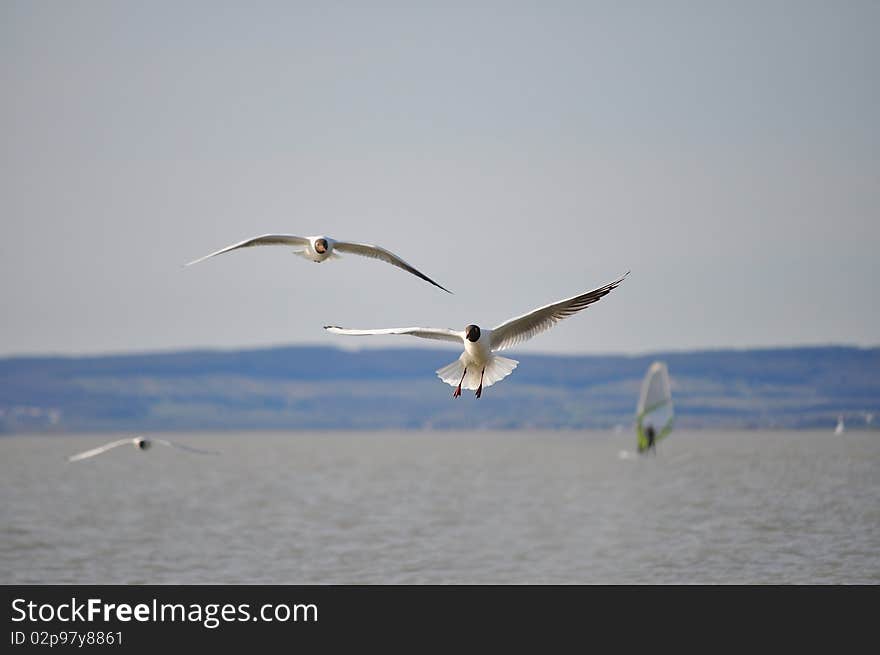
[185,234,451,293]
[67,436,219,462]
[325,272,628,398]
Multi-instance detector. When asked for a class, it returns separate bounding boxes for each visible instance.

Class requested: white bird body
[463,330,492,365]
[436,328,519,393]
[185,233,451,292]
[325,272,629,398]
[300,235,336,262]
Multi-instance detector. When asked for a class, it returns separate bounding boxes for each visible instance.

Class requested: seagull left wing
[154,439,221,455]
[185,234,310,267]
[489,272,629,352]
[333,241,452,293]
[67,438,134,462]
[325,326,462,343]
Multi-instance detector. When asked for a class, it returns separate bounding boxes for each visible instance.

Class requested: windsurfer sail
[636,361,674,454]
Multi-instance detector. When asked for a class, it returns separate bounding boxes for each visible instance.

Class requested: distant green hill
[1,345,878,433]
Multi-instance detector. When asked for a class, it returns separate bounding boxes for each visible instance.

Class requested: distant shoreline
[2,344,877,433]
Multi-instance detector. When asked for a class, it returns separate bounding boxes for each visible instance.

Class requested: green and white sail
[636,361,674,452]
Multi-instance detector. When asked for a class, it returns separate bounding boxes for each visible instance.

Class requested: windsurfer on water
[644,424,656,454]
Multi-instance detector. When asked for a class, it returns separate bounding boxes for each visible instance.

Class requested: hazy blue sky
[2,1,877,356]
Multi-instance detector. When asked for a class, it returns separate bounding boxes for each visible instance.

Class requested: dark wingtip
[425,277,453,293]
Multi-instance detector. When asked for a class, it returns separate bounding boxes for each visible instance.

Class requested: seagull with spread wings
[325,272,628,398]
[67,436,219,462]
[185,234,451,293]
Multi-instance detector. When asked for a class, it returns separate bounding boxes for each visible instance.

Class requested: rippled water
[1,430,877,584]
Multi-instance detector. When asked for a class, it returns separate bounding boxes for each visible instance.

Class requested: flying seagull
[325,272,629,398]
[185,234,452,293]
[67,436,220,462]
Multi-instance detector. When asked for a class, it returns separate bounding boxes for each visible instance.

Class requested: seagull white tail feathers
[436,355,519,390]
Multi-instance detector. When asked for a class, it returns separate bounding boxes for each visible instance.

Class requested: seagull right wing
[67,438,135,462]
[185,234,310,267]
[333,241,452,293]
[324,326,463,343]
[154,439,221,455]
[489,272,629,352]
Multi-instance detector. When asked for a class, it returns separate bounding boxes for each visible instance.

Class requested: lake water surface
[2,430,877,584]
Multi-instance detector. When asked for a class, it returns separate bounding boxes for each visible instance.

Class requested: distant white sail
[636,361,674,453]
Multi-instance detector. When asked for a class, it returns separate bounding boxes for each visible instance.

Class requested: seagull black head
[136,438,151,451]
[465,325,481,342]
[314,238,328,254]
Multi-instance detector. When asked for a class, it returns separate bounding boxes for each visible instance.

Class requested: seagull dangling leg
[475,367,486,399]
[454,367,468,399]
